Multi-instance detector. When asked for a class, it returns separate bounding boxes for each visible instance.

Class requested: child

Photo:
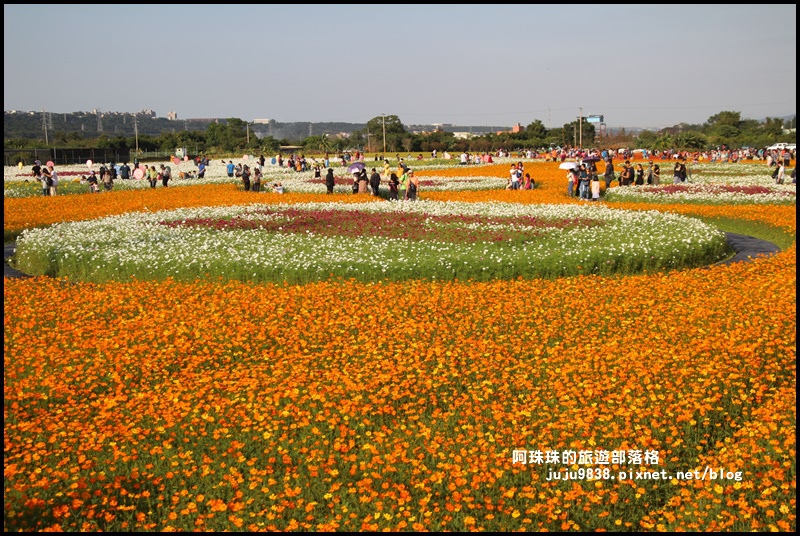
[591,176,600,201]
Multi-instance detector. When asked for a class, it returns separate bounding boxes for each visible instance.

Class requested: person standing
[160,164,171,187]
[369,167,381,196]
[40,164,53,196]
[148,165,158,189]
[226,160,235,178]
[383,159,391,180]
[252,166,262,192]
[775,162,786,184]
[119,161,131,180]
[603,159,615,190]
[32,160,46,196]
[673,158,687,184]
[406,170,419,200]
[48,164,59,196]
[241,165,251,191]
[325,168,335,194]
[86,170,99,193]
[358,169,369,194]
[578,164,590,199]
[198,160,207,179]
[509,164,520,190]
[567,168,576,198]
[312,163,322,183]
[591,174,600,201]
[100,166,112,191]
[634,163,645,185]
[621,162,634,186]
[651,164,661,186]
[399,168,409,200]
[388,172,400,201]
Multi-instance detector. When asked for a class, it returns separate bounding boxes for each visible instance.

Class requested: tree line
[4,111,796,158]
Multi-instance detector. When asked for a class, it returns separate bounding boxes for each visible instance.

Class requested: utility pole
[579,107,583,149]
[134,114,139,154]
[42,109,49,145]
[382,114,386,155]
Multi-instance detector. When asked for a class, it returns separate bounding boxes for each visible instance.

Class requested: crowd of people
[343,159,420,200]
[565,154,669,200]
[26,145,795,200]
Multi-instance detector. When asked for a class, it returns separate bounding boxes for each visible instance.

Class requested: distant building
[167,111,178,120]
[253,119,272,124]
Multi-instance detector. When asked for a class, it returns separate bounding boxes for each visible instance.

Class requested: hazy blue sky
[4,4,796,129]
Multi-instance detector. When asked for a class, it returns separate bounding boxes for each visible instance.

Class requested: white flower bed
[14,201,728,283]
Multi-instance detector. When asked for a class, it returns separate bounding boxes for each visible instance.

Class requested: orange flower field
[3,161,796,531]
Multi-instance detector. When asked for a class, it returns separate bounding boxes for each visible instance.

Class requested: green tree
[705,111,742,129]
[525,119,548,140]
[363,115,406,154]
[674,131,707,150]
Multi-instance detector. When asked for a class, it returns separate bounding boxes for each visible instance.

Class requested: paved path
[3,233,782,280]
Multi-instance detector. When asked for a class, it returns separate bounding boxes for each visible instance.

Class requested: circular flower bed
[13,201,731,283]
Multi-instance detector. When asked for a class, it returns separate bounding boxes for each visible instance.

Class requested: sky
[4,4,796,130]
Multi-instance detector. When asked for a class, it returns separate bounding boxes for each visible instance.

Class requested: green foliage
[4,109,796,158]
[706,110,742,128]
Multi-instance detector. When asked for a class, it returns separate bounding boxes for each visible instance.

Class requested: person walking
[325,168,335,194]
